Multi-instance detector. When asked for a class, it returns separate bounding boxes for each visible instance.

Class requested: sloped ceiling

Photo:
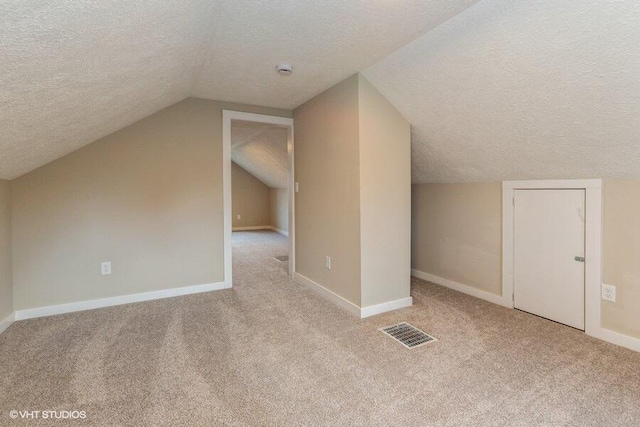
[0,0,216,179]
[231,121,288,189]
[364,0,640,183]
[192,0,481,109]
[4,0,639,183]
[1,0,480,180]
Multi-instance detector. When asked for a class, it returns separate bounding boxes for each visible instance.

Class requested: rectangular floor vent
[274,255,289,262]
[379,322,437,349]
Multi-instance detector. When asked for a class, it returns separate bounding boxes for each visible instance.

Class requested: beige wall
[358,76,411,307]
[0,180,12,321]
[602,179,640,339]
[11,98,290,310]
[294,74,362,306]
[270,188,288,233]
[232,162,270,228]
[294,74,412,309]
[412,180,640,340]
[411,183,503,295]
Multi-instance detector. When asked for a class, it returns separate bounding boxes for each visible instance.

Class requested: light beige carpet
[1,230,639,426]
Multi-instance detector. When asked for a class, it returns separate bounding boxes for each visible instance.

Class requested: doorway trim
[222,110,295,287]
[502,179,602,337]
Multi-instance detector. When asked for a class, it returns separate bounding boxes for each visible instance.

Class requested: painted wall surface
[270,188,288,233]
[411,183,502,295]
[294,75,362,306]
[412,180,640,340]
[232,162,270,228]
[358,76,411,307]
[11,98,290,310]
[602,179,640,339]
[0,180,12,321]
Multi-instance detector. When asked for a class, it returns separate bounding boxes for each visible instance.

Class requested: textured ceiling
[192,0,480,109]
[364,0,640,183]
[6,0,639,184]
[0,0,216,179]
[1,0,480,180]
[231,121,288,188]
[230,121,273,149]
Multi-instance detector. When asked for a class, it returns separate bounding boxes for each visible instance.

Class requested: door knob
[574,256,585,262]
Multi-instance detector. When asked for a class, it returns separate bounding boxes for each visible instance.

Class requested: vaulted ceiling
[2,0,639,183]
[364,0,640,183]
[1,0,479,180]
[231,121,288,189]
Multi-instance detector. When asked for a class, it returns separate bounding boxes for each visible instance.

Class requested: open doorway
[222,111,294,286]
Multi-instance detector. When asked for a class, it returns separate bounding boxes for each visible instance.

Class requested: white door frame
[502,179,602,336]
[222,110,295,287]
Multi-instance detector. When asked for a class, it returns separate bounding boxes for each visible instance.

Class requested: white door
[514,189,586,330]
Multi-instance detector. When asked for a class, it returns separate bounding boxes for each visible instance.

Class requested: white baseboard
[589,326,640,353]
[270,226,289,236]
[361,297,413,318]
[411,269,510,308]
[233,225,289,237]
[294,272,412,318]
[14,281,231,321]
[0,312,15,335]
[294,273,361,317]
[232,226,271,231]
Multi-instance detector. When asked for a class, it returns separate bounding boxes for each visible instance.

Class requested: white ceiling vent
[276,63,293,76]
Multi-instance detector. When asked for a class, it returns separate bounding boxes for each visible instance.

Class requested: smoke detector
[276,63,293,76]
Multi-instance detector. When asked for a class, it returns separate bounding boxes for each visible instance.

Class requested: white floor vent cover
[379,322,437,349]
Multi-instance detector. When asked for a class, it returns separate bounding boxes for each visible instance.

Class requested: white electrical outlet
[237,214,241,220]
[602,284,616,302]
[295,182,300,193]
[101,261,112,275]
[325,256,331,270]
